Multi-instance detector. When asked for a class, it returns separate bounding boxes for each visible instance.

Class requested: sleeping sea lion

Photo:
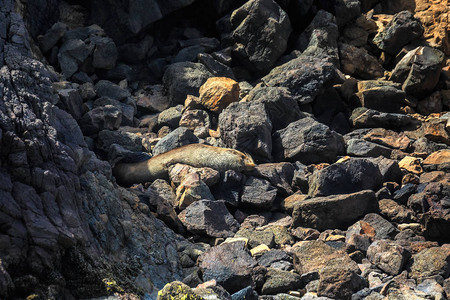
[113,144,255,186]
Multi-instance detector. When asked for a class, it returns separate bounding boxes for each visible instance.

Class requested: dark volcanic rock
[230,0,292,73]
[373,10,424,56]
[261,268,302,295]
[152,127,199,156]
[178,200,239,238]
[163,62,213,105]
[219,102,272,162]
[390,46,445,96]
[308,158,382,197]
[252,162,296,196]
[346,138,392,158]
[353,81,406,113]
[272,117,345,165]
[350,108,420,129]
[240,176,278,210]
[292,190,377,231]
[262,55,337,105]
[409,247,450,280]
[339,43,384,79]
[348,213,399,240]
[246,86,304,131]
[366,240,408,276]
[199,241,257,293]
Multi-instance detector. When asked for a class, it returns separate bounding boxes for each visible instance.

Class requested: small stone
[250,244,270,257]
[399,156,423,174]
[176,173,215,210]
[157,281,202,300]
[199,77,240,113]
[240,176,277,210]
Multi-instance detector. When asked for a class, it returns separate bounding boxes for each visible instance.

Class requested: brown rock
[398,156,423,174]
[414,0,450,55]
[379,199,416,223]
[281,193,309,215]
[199,77,240,113]
[363,128,411,151]
[409,246,450,279]
[423,149,450,165]
[422,118,450,145]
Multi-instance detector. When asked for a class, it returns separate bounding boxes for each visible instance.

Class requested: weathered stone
[292,190,377,231]
[94,80,131,101]
[399,156,423,174]
[230,0,291,72]
[390,46,445,96]
[258,250,292,268]
[339,43,383,79]
[410,247,450,279]
[273,117,345,165]
[219,102,272,162]
[38,22,68,53]
[262,55,337,104]
[235,228,275,249]
[240,176,277,210]
[57,38,93,78]
[379,199,416,223]
[178,200,239,238]
[231,286,258,300]
[135,84,170,113]
[199,241,257,293]
[197,53,236,80]
[163,62,213,105]
[152,127,199,156]
[79,105,122,135]
[350,108,420,129]
[158,105,184,128]
[261,268,302,295]
[199,77,239,113]
[363,128,411,151]
[349,213,399,240]
[353,81,406,113]
[373,10,424,56]
[423,149,450,165]
[176,173,215,210]
[308,158,382,197]
[246,86,304,131]
[367,240,408,275]
[252,162,296,197]
[346,138,392,158]
[91,36,117,70]
[169,164,220,188]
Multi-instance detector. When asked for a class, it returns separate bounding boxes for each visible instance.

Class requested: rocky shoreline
[0,0,449,299]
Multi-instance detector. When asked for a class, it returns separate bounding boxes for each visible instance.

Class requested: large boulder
[373,10,424,56]
[390,46,445,96]
[308,158,383,196]
[230,0,292,73]
[198,241,257,293]
[163,62,213,105]
[219,102,272,162]
[262,55,337,105]
[272,117,345,164]
[292,190,378,230]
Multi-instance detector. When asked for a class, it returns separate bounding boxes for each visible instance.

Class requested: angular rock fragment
[199,77,240,113]
[241,176,277,210]
[353,80,406,113]
[152,127,199,156]
[339,43,383,79]
[350,108,420,129]
[367,240,408,275]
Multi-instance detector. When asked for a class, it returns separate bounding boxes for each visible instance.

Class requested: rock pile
[1,0,449,299]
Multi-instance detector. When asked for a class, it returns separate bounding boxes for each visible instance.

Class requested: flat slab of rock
[199,241,257,293]
[178,200,239,238]
[272,117,345,164]
[292,190,377,231]
[350,107,420,129]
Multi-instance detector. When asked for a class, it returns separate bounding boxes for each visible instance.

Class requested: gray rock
[367,240,408,275]
[292,190,377,231]
[252,162,296,197]
[348,213,399,240]
[38,22,68,53]
[199,241,257,293]
[230,0,292,72]
[158,105,184,128]
[231,286,258,300]
[353,81,406,113]
[257,249,292,268]
[178,200,239,238]
[211,170,243,206]
[57,88,83,120]
[339,43,383,79]
[235,228,275,248]
[246,86,304,131]
[368,156,403,183]
[91,36,117,70]
[57,38,93,78]
[163,62,213,105]
[296,10,339,66]
[79,105,123,135]
[135,84,170,113]
[172,45,208,63]
[94,80,131,101]
[346,138,392,158]
[308,158,382,196]
[241,176,277,210]
[96,130,143,152]
[262,55,337,105]
[272,117,345,165]
[261,268,302,295]
[197,53,236,79]
[390,46,445,96]
[373,10,424,56]
[350,107,420,129]
[219,102,272,162]
[93,96,136,127]
[152,127,199,156]
[334,0,361,27]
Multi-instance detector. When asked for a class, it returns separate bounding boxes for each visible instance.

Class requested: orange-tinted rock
[423,149,450,165]
[363,128,412,150]
[199,77,240,112]
[399,156,423,174]
[414,0,450,55]
[281,193,309,214]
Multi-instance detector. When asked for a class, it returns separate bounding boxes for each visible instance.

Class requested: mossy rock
[157,281,204,300]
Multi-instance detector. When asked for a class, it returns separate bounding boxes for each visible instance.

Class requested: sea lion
[113,144,255,186]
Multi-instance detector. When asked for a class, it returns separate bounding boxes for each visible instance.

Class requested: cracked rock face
[0,2,186,298]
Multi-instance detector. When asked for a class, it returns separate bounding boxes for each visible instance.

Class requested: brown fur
[113,144,255,186]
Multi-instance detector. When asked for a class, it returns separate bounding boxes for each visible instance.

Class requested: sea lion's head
[223,148,255,172]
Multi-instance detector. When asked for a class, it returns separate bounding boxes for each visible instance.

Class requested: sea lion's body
[113,144,255,186]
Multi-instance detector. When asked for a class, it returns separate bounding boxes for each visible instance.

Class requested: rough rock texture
[272,117,345,164]
[339,43,384,79]
[230,0,292,73]
[0,3,186,298]
[292,190,378,230]
[199,77,240,113]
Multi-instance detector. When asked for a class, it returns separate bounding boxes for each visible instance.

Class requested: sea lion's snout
[242,153,256,171]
